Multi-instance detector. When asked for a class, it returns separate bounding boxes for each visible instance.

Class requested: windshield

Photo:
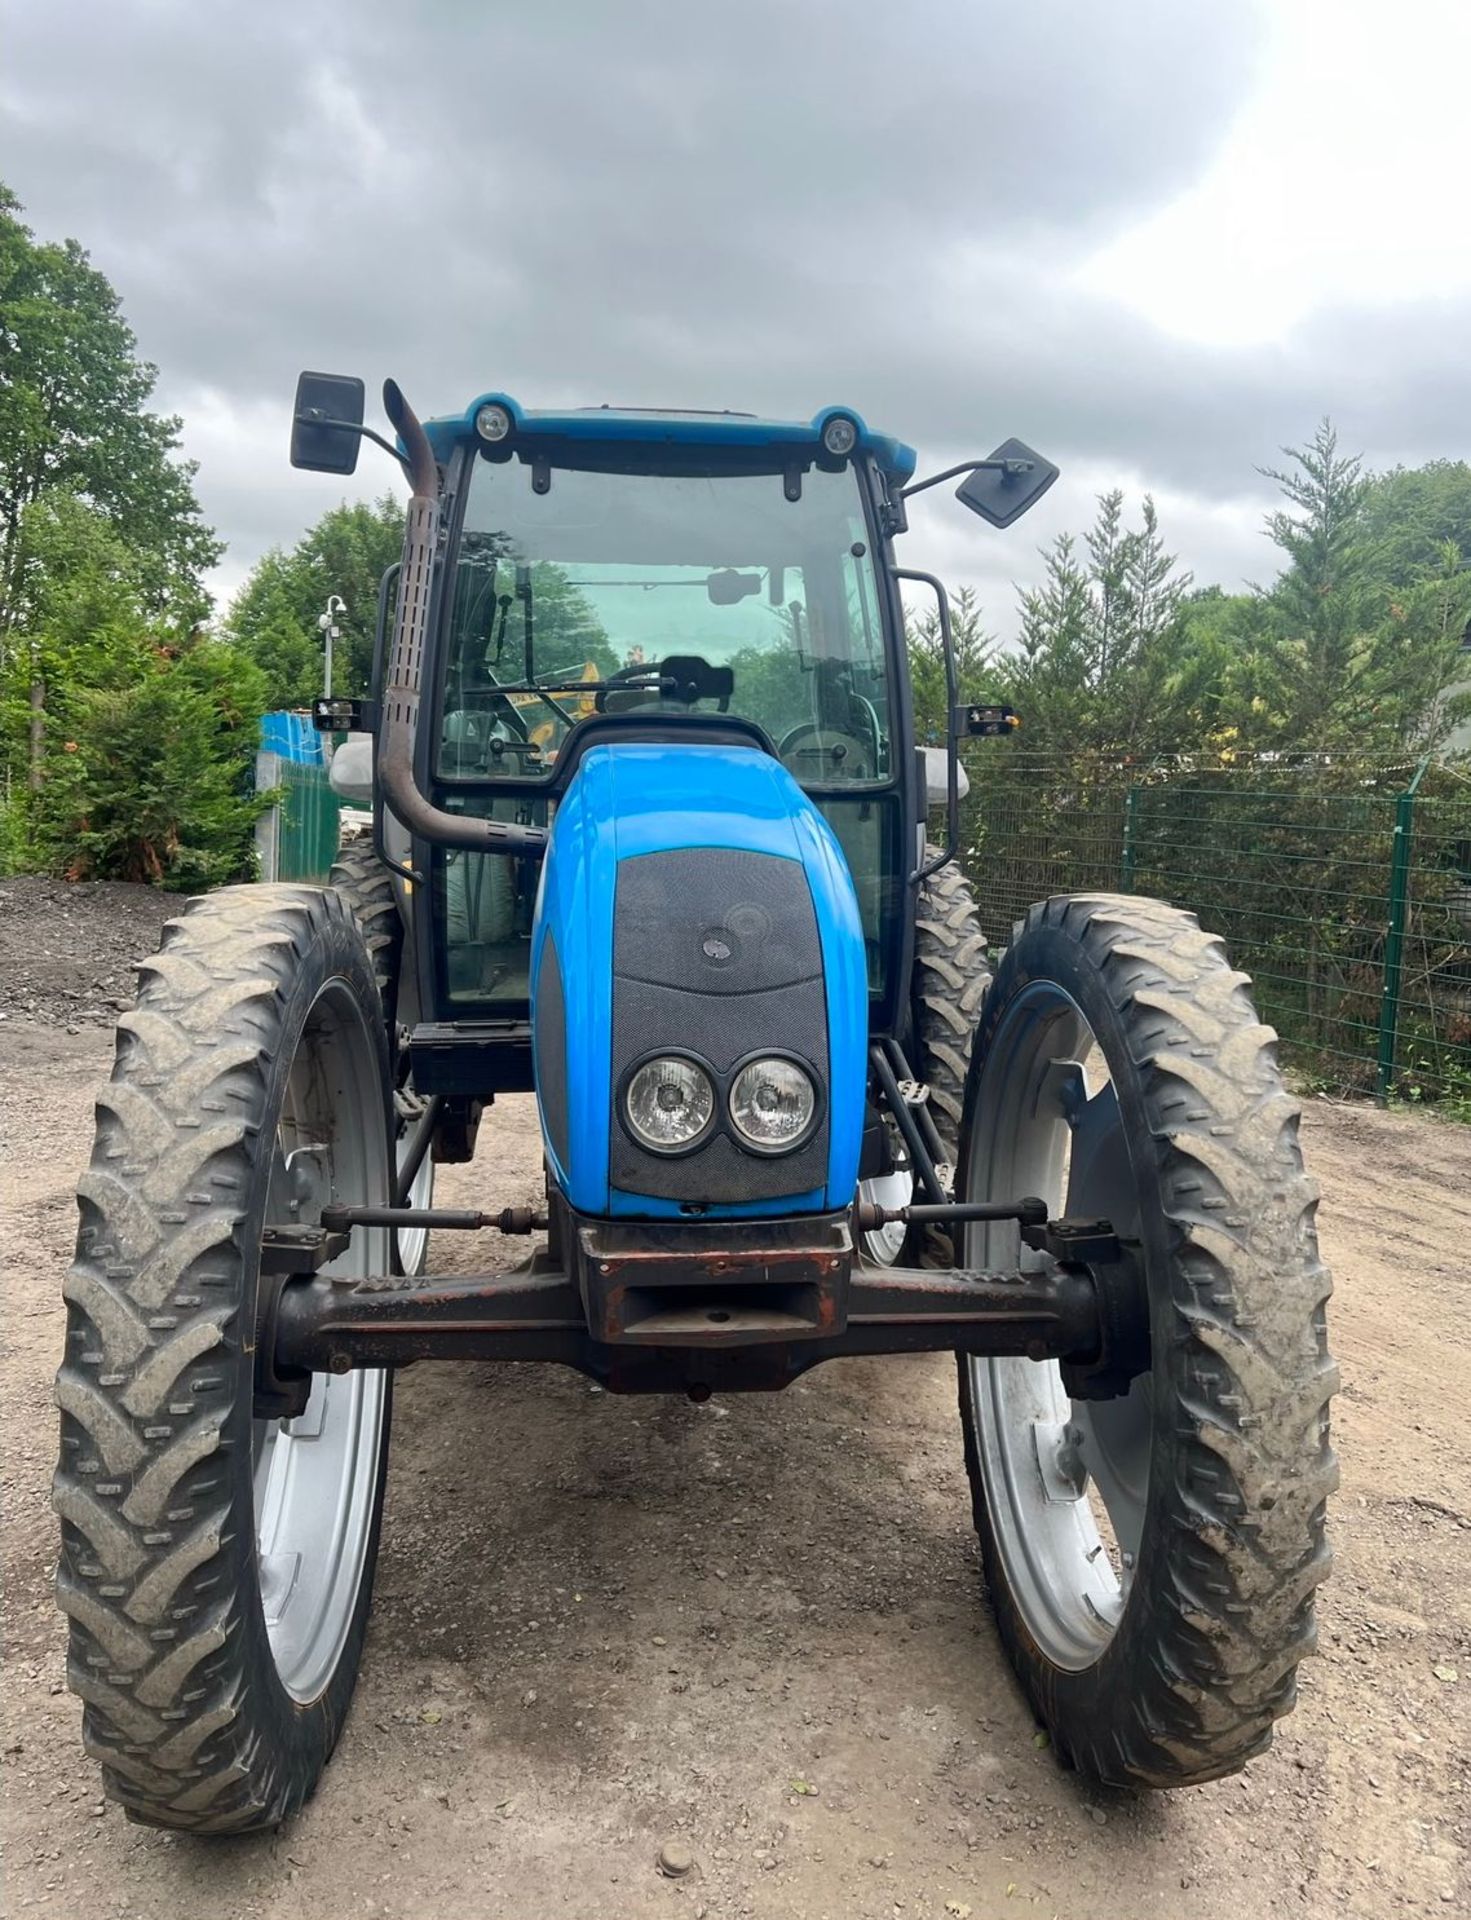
[439,455,892,786]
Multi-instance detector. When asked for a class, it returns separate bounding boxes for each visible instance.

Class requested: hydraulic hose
[377,380,549,858]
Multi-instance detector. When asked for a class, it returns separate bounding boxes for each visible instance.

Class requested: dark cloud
[4,0,1467,620]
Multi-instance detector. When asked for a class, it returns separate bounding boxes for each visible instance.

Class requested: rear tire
[907,856,991,1264]
[860,857,990,1264]
[54,885,394,1831]
[913,857,992,1161]
[329,842,434,1275]
[956,893,1337,1786]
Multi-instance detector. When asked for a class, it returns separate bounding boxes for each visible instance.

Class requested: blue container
[259,711,323,765]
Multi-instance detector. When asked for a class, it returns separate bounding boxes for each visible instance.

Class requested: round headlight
[625,1056,715,1152]
[729,1057,817,1151]
[820,415,858,458]
[475,403,513,444]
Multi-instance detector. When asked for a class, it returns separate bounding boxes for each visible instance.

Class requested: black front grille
[609,848,829,1204]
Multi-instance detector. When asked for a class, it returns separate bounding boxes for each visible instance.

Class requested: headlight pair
[624,1053,818,1156]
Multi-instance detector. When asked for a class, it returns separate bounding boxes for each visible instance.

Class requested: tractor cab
[419,399,921,1030]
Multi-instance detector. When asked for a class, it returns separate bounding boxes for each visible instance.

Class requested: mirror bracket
[892,566,960,884]
[902,440,1059,528]
[953,702,1020,738]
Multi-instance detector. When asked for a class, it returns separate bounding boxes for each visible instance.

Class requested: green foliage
[0,182,247,887]
[23,629,267,889]
[906,585,995,741]
[994,426,1470,766]
[997,493,1194,758]
[724,640,809,747]
[225,496,407,706]
[1230,423,1471,753]
[444,548,619,720]
[511,561,619,681]
[0,493,144,783]
[1362,459,1471,589]
[0,183,219,636]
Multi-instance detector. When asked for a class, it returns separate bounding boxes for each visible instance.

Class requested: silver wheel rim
[393,1089,435,1277]
[859,1168,912,1264]
[254,978,389,1705]
[961,980,1152,1671]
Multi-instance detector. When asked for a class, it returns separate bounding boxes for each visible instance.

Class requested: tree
[0,184,219,630]
[226,497,407,705]
[1362,459,1471,591]
[25,627,267,889]
[0,183,220,791]
[499,560,617,681]
[0,493,144,795]
[998,491,1195,758]
[1238,423,1470,751]
[905,584,995,741]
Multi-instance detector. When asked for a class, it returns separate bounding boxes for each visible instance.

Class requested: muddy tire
[329,842,405,1031]
[909,857,991,1263]
[956,893,1337,1786]
[329,842,434,1274]
[54,885,394,1831]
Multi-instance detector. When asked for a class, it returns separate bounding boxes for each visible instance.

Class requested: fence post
[253,748,282,882]
[1376,759,1428,1104]
[1120,784,1140,893]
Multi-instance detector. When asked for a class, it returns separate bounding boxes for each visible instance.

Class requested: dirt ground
[3,954,1469,1916]
[0,876,178,1031]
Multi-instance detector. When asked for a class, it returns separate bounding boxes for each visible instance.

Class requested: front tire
[54,885,394,1831]
[957,893,1337,1787]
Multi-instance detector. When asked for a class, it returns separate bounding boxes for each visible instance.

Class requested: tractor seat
[777,725,876,784]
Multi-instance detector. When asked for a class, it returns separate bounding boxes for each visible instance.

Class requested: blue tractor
[55,376,1337,1831]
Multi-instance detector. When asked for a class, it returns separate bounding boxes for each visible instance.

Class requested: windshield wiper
[488,667,665,699]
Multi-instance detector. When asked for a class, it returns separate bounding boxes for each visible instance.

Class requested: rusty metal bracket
[573,1214,854,1347]
[1021,1215,1121,1265]
[319,1202,547,1235]
[260,1223,351,1274]
[254,1224,350,1420]
[269,1217,1114,1392]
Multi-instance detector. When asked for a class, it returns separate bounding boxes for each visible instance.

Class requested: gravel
[0,875,177,1028]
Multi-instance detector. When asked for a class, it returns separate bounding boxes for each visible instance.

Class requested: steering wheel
[595,654,733,714]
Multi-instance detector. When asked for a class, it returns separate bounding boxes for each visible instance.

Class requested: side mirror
[956,438,1059,529]
[291,371,365,474]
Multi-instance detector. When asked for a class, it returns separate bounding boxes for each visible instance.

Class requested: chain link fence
[961,750,1471,1113]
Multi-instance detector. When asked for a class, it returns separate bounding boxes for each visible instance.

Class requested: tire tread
[959,891,1337,1787]
[54,883,383,1831]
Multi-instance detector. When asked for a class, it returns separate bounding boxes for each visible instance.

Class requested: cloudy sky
[4,0,1470,634]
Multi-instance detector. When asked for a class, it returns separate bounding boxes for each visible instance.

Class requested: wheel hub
[961,984,1156,1670]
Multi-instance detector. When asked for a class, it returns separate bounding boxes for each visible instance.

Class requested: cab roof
[422,394,917,483]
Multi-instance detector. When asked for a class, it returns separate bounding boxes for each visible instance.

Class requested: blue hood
[529,743,868,1219]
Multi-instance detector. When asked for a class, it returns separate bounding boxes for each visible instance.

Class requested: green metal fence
[962,751,1471,1111]
[254,758,343,883]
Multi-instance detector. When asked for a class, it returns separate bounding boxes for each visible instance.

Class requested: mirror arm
[901,456,1035,501]
[892,567,959,884]
[292,411,413,481]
